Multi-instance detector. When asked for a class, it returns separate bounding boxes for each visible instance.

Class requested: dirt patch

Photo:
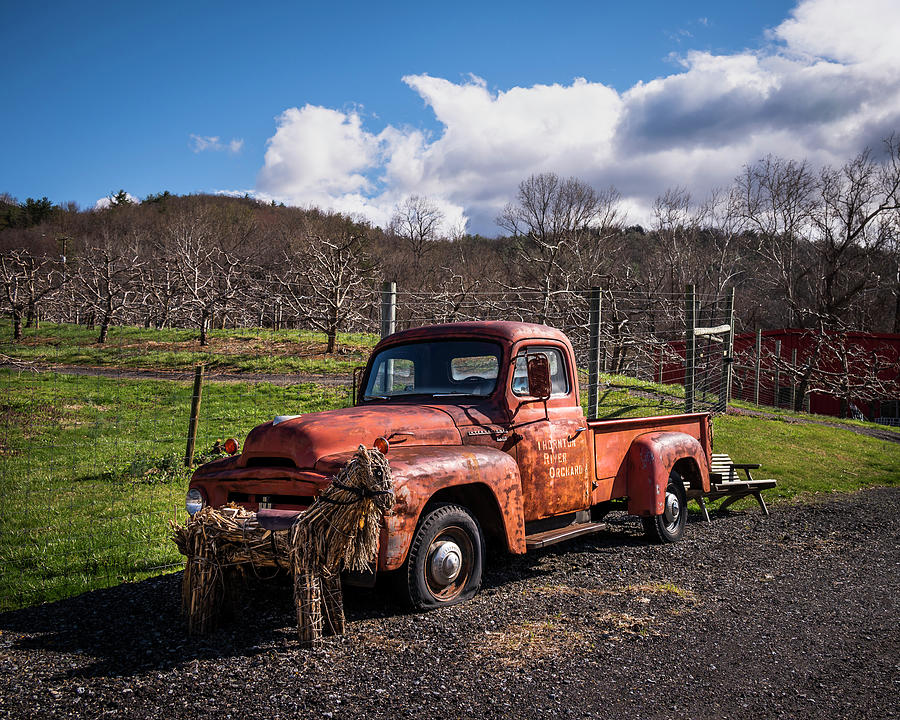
[1,488,897,719]
[26,364,354,388]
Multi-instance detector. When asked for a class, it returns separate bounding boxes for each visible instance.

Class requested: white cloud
[190,134,244,154]
[251,0,900,234]
[772,0,899,68]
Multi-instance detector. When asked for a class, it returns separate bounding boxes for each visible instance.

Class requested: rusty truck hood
[237,404,462,471]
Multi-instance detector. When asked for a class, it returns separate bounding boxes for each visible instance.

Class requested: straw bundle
[172,445,394,643]
[291,445,394,647]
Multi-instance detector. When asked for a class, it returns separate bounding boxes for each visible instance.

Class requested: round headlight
[186,488,205,516]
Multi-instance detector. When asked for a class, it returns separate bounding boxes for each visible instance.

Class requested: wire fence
[0,282,770,611]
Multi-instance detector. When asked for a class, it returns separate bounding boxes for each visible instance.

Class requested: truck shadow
[480,511,659,590]
[0,511,717,681]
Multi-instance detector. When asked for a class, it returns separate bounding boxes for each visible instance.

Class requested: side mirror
[526,354,552,399]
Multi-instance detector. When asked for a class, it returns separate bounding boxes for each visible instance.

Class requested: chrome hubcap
[429,540,462,586]
[664,492,681,525]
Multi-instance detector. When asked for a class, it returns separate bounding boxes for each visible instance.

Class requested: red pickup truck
[187,321,714,609]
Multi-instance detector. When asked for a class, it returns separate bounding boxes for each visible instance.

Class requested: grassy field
[1,325,896,612]
[0,369,348,612]
[0,320,377,375]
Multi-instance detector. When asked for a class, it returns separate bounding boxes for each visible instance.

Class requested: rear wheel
[403,503,484,610]
[642,470,687,543]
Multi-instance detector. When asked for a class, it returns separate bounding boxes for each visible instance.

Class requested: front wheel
[641,470,687,543]
[402,503,484,610]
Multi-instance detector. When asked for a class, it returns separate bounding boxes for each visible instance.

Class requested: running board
[525,521,607,550]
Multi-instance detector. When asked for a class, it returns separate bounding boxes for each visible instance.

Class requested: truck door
[508,344,591,521]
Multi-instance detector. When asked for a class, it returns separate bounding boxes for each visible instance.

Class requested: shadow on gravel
[0,572,391,680]
[0,509,728,682]
[479,512,691,591]
[0,573,281,679]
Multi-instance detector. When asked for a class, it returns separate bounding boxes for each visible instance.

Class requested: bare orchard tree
[497,173,623,324]
[699,187,745,299]
[735,155,817,327]
[0,248,66,340]
[166,204,252,346]
[137,252,181,329]
[76,224,143,344]
[572,185,625,289]
[807,143,900,326]
[389,195,444,265]
[278,212,374,354]
[649,187,701,297]
[737,138,900,407]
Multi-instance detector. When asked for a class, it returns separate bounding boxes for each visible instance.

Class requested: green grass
[0,320,379,375]
[0,369,349,612]
[1,362,896,613]
[712,413,898,501]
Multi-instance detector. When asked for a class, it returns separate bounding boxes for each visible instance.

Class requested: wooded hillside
[2,139,899,348]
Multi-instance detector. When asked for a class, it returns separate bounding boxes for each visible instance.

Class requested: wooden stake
[185,365,205,466]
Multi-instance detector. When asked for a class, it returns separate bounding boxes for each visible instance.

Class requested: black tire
[641,470,688,543]
[402,503,484,610]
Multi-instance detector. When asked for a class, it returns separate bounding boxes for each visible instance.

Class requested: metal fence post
[380,281,396,338]
[774,339,782,408]
[587,287,602,419]
[684,284,696,414]
[717,287,735,413]
[790,348,798,410]
[754,329,762,406]
[185,364,205,467]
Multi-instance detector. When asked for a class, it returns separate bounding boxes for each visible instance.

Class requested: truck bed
[587,412,712,504]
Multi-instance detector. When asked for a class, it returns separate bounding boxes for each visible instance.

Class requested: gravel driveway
[1,488,897,720]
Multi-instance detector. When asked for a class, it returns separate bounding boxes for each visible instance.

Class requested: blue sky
[3,0,898,233]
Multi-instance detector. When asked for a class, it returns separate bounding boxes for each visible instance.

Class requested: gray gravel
[1,488,898,719]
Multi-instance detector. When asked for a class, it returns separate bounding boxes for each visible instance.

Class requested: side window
[512,347,569,396]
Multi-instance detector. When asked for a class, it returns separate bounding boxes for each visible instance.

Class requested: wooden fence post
[587,287,602,419]
[754,329,762,406]
[185,365,205,467]
[684,284,696,414]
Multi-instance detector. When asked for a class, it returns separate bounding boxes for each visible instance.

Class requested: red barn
[661,329,900,424]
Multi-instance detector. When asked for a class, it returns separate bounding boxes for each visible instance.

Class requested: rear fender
[373,446,525,570]
[626,432,709,516]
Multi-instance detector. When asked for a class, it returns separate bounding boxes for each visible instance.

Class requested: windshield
[363,340,502,400]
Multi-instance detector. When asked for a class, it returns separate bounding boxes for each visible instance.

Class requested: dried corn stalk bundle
[171,504,293,635]
[172,445,394,644]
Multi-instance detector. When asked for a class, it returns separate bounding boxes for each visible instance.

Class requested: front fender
[626,431,709,516]
[321,445,525,571]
